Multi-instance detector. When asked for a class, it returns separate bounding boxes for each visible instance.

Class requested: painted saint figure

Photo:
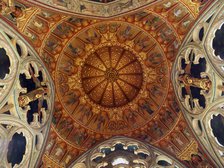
[138,99,154,115]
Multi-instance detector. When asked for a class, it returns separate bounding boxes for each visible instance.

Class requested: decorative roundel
[81,45,143,108]
[55,21,170,134]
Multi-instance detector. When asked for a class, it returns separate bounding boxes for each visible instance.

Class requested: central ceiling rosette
[81,45,143,108]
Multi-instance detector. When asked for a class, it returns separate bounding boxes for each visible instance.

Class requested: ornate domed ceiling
[0,0,216,167]
[54,21,170,134]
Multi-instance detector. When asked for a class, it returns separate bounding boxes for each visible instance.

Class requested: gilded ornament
[178,140,198,161]
[18,87,46,107]
[178,74,212,90]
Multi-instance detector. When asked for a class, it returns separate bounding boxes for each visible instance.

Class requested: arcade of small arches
[0,0,224,168]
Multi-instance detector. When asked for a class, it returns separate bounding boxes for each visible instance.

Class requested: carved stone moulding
[17,0,160,19]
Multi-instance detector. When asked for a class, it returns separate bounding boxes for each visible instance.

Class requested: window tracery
[70,137,187,168]
[0,18,54,167]
[172,0,224,167]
